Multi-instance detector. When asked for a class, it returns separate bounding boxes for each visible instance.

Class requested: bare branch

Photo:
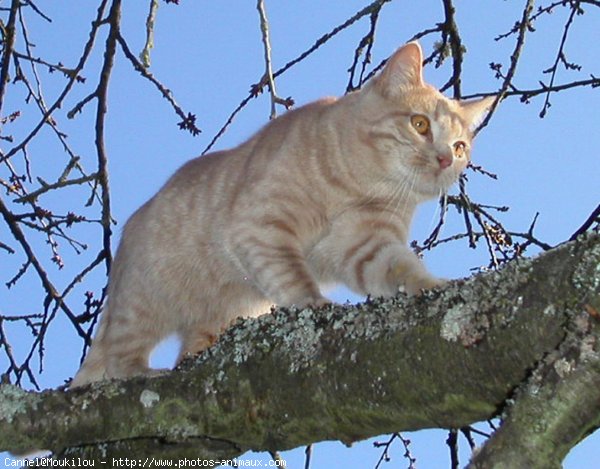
[0,0,19,115]
[13,173,98,204]
[439,0,464,97]
[539,0,581,118]
[203,0,393,154]
[140,0,159,68]
[256,0,292,119]
[2,234,598,464]
[570,203,600,241]
[1,0,111,162]
[115,32,201,136]
[93,0,121,275]
[477,0,536,133]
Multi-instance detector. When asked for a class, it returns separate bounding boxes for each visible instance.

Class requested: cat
[70,41,494,388]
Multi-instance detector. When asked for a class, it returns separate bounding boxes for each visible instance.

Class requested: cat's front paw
[404,276,448,296]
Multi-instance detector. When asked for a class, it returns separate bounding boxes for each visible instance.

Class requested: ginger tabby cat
[71,42,493,387]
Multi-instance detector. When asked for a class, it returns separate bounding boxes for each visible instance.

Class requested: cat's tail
[70,319,109,388]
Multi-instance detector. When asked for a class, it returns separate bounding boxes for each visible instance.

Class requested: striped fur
[71,42,493,387]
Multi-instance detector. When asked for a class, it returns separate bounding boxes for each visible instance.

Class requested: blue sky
[2,1,599,467]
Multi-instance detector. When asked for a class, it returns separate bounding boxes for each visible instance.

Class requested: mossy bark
[1,234,599,467]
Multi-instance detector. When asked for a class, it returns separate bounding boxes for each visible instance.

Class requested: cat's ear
[376,42,424,96]
[460,96,496,130]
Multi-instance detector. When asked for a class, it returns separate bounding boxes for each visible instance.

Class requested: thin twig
[569,203,600,241]
[447,429,459,469]
[1,0,111,162]
[14,173,98,204]
[477,0,536,134]
[256,0,288,119]
[203,0,392,154]
[304,444,312,469]
[94,0,122,275]
[115,31,201,136]
[346,5,382,92]
[539,0,580,118]
[461,76,600,103]
[0,0,20,114]
[140,0,159,68]
[439,0,464,97]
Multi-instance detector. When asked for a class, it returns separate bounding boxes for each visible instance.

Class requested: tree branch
[93,0,121,275]
[256,0,289,119]
[477,0,535,134]
[1,233,598,466]
[0,0,19,115]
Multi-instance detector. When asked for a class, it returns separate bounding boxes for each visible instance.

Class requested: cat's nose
[436,153,453,169]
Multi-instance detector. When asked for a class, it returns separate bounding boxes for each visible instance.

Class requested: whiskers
[357,165,420,221]
[349,133,438,223]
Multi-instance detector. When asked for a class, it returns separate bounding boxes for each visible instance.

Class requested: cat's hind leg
[176,328,218,365]
[102,312,165,380]
[72,303,167,387]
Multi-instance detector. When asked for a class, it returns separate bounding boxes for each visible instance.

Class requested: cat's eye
[411,115,430,135]
[453,141,467,158]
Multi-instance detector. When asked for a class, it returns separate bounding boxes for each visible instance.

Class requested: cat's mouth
[411,170,454,199]
[429,164,448,179]
[431,167,459,191]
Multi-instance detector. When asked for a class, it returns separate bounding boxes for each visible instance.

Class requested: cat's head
[361,42,494,199]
